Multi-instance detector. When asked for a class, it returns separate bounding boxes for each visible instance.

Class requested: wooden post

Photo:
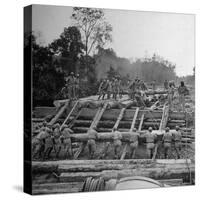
[60,101,79,130]
[138,114,145,131]
[113,107,126,130]
[130,107,139,131]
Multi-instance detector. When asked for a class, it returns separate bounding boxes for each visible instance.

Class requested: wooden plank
[130,107,139,131]
[73,143,85,159]
[120,144,128,160]
[113,107,126,130]
[49,102,69,125]
[90,102,108,129]
[159,104,169,131]
[138,114,145,131]
[60,101,79,129]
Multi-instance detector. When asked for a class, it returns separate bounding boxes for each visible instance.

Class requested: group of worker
[98,76,122,100]
[32,122,74,160]
[61,72,80,100]
[33,121,183,160]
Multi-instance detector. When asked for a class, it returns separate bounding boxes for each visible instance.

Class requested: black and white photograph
[24,4,195,195]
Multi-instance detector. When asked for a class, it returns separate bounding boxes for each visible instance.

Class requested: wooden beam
[159,104,169,130]
[120,144,128,160]
[113,107,126,130]
[60,101,79,129]
[138,114,145,131]
[130,107,139,131]
[49,101,69,125]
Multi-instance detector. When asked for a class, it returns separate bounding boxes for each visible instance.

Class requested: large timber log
[32,159,192,174]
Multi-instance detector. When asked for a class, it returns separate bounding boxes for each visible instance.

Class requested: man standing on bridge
[65,72,76,100]
[178,81,189,112]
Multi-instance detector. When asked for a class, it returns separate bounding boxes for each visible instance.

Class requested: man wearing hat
[173,126,182,159]
[65,72,76,100]
[60,125,74,159]
[145,127,157,159]
[162,127,172,159]
[43,126,54,159]
[129,128,139,159]
[86,127,98,159]
[52,123,61,158]
[112,127,122,159]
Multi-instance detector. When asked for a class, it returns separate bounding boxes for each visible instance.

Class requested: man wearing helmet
[145,127,157,159]
[60,125,73,159]
[178,81,189,112]
[65,72,76,100]
[162,127,172,159]
[173,126,182,159]
[112,127,122,159]
[86,127,98,159]
[129,128,139,159]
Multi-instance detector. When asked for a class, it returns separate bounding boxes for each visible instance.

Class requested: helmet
[148,127,153,131]
[175,126,179,130]
[132,128,137,132]
[70,72,74,75]
[165,127,170,132]
[61,124,68,131]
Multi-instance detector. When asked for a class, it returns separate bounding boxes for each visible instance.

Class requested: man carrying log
[129,128,139,159]
[60,125,73,159]
[86,127,98,159]
[162,127,173,159]
[145,127,157,159]
[52,123,61,158]
[173,126,182,159]
[112,127,122,159]
[178,81,189,112]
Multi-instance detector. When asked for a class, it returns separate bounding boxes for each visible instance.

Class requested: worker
[65,72,76,100]
[141,80,148,91]
[113,78,118,100]
[162,127,172,159]
[52,123,61,158]
[152,80,156,91]
[173,126,182,159]
[43,126,54,159]
[129,128,139,159]
[178,81,189,112]
[87,127,98,159]
[117,76,122,99]
[98,79,107,100]
[128,80,136,100]
[112,127,122,159]
[75,73,80,99]
[145,127,157,159]
[106,79,112,99]
[164,80,169,90]
[168,82,175,111]
[60,125,73,159]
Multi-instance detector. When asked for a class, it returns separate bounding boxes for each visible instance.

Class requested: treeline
[25,7,178,106]
[95,47,176,84]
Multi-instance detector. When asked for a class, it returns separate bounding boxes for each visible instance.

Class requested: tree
[49,26,84,73]
[71,7,112,57]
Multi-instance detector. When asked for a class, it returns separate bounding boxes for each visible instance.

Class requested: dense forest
[24,7,192,107]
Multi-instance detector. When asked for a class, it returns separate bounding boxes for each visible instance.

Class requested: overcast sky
[32,4,195,76]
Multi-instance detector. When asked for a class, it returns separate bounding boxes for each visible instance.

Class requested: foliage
[71,7,112,56]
